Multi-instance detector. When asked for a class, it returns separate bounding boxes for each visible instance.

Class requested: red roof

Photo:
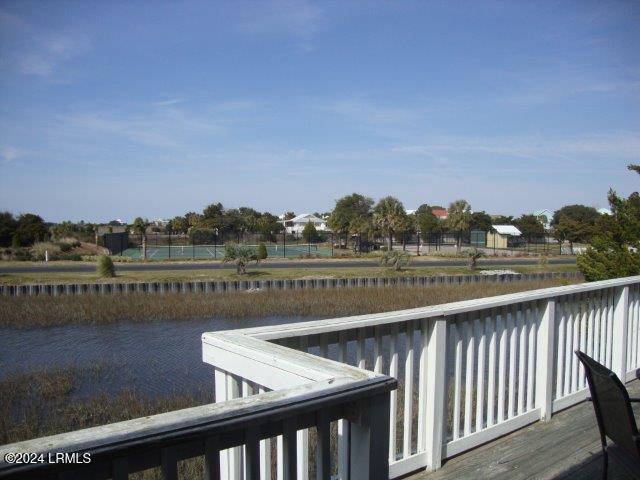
[432,208,448,218]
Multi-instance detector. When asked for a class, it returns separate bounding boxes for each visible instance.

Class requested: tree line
[0,191,626,255]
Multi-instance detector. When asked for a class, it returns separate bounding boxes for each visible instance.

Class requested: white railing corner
[424,317,447,470]
[536,298,556,421]
[349,393,391,480]
[612,286,630,379]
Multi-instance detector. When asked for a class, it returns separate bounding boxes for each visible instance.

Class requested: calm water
[0,316,306,398]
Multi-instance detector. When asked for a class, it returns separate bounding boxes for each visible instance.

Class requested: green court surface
[121,244,332,260]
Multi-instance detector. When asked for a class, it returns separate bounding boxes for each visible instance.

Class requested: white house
[280,213,330,235]
[533,209,553,230]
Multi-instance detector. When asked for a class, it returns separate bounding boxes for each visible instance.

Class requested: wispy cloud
[392,132,640,162]
[151,98,185,107]
[59,100,260,149]
[0,9,90,78]
[238,0,324,49]
[319,98,422,126]
[0,146,26,163]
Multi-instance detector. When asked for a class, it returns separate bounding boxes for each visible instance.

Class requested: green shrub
[56,237,81,252]
[97,255,116,278]
[10,248,33,261]
[13,213,50,246]
[577,245,640,281]
[257,243,268,260]
[380,250,411,271]
[466,248,485,270]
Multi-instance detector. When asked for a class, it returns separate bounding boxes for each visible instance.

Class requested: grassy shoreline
[0,264,578,286]
[1,364,212,478]
[0,279,576,329]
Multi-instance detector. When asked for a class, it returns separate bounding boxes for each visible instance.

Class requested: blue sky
[0,0,639,222]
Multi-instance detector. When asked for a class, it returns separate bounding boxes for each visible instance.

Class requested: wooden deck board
[409,380,640,480]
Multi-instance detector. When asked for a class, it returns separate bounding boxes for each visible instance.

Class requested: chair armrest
[629,398,640,403]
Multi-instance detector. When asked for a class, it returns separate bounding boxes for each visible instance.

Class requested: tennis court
[121,244,332,260]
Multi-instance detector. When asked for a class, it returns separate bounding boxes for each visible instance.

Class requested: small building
[533,209,553,230]
[487,225,523,249]
[280,213,330,235]
[597,207,612,216]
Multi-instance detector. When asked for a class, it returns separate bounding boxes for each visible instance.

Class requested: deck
[411,380,640,480]
[3,277,640,480]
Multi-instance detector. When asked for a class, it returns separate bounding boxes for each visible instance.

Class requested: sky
[0,0,639,223]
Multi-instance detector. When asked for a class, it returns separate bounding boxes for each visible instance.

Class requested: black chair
[576,350,640,479]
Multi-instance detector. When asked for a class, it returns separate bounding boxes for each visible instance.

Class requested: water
[0,316,307,398]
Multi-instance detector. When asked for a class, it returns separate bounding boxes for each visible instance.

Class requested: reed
[0,279,574,329]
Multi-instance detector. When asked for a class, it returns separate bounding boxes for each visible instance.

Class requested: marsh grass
[0,279,574,329]
[0,365,212,444]
[0,365,212,478]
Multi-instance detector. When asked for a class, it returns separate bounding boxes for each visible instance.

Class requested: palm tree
[446,199,472,253]
[374,196,407,250]
[131,217,149,259]
[223,244,259,274]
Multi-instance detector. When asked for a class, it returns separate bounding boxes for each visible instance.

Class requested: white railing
[202,276,640,479]
[0,339,395,480]
[2,277,639,480]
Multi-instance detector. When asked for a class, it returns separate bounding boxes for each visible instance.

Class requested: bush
[58,242,73,252]
[13,213,50,247]
[97,255,116,278]
[466,248,484,270]
[31,242,61,261]
[6,248,33,261]
[257,243,268,260]
[56,237,81,252]
[577,245,640,281]
[380,250,411,271]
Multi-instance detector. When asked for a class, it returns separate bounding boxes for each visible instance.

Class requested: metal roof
[492,225,522,236]
[288,213,325,223]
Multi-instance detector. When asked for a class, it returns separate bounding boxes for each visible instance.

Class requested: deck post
[536,298,556,421]
[612,286,630,380]
[349,392,391,480]
[424,317,447,470]
[214,370,243,480]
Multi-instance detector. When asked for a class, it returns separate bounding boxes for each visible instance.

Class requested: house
[431,207,448,219]
[597,207,612,216]
[533,209,553,230]
[280,213,330,235]
[486,225,523,249]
